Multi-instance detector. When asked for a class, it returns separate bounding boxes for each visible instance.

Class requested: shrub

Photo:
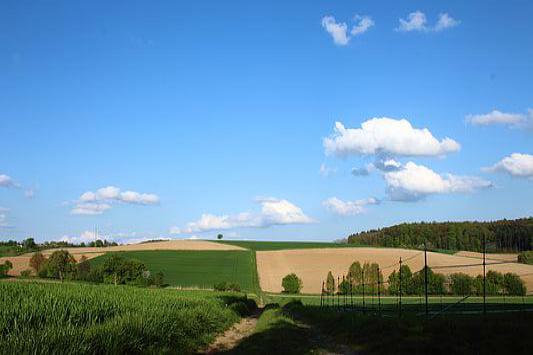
[0,260,13,278]
[450,273,474,295]
[518,251,533,265]
[29,252,46,273]
[213,281,241,292]
[20,269,32,278]
[326,271,335,294]
[282,273,302,294]
[503,273,526,296]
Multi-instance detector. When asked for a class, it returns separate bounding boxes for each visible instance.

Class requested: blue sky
[1,0,532,243]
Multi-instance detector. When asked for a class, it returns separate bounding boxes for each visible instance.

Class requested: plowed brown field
[256,247,533,294]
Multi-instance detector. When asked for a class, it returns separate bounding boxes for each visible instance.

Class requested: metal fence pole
[320,281,324,308]
[483,232,486,316]
[424,241,429,319]
[399,257,403,318]
[343,275,347,311]
[337,276,340,310]
[377,266,381,315]
[362,269,366,314]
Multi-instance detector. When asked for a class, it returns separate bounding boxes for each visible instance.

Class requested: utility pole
[424,241,429,319]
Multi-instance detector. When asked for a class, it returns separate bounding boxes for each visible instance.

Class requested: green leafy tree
[22,238,37,251]
[503,273,526,296]
[217,234,223,240]
[388,265,413,295]
[76,255,91,280]
[0,260,13,278]
[29,252,46,273]
[43,250,76,281]
[347,261,362,286]
[450,273,474,295]
[338,278,351,295]
[326,271,335,294]
[282,273,302,294]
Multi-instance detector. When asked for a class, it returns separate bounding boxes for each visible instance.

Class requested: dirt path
[202,308,263,354]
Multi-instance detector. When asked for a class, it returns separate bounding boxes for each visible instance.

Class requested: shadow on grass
[218,302,346,355]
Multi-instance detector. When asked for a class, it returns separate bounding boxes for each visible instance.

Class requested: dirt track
[0,240,244,276]
[256,247,533,294]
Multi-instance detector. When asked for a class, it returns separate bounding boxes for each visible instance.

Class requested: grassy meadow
[0,281,256,354]
[90,250,260,294]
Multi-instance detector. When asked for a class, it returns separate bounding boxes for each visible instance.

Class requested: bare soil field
[256,247,533,294]
[0,240,244,276]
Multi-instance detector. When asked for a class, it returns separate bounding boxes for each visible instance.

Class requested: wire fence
[319,240,533,318]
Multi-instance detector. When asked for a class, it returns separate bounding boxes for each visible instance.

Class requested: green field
[91,250,259,294]
[0,281,256,354]
[215,240,357,251]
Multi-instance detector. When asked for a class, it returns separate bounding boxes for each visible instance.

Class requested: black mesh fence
[319,241,533,318]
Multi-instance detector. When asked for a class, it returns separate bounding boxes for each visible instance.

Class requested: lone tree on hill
[217,234,223,240]
[282,273,303,294]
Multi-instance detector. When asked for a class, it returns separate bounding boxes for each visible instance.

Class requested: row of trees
[28,251,164,287]
[347,218,533,252]
[324,261,527,297]
[0,238,119,257]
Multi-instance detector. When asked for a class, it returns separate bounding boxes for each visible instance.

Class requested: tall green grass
[0,282,255,354]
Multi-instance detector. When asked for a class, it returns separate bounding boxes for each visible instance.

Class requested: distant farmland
[91,250,259,294]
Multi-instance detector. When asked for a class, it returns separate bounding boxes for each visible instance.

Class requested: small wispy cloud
[322,14,374,46]
[323,197,379,216]
[397,11,459,32]
[467,109,533,130]
[70,186,160,215]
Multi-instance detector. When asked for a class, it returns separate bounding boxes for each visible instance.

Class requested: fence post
[399,257,403,318]
[424,241,429,319]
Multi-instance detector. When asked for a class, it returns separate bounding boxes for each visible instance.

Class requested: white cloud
[322,16,350,45]
[0,212,10,228]
[319,163,336,177]
[397,11,459,32]
[384,162,492,201]
[435,13,460,31]
[0,174,17,188]
[170,197,313,234]
[352,166,371,176]
[323,197,379,216]
[397,11,427,32]
[351,15,374,36]
[374,158,402,172]
[467,109,533,129]
[324,118,460,158]
[60,231,100,244]
[72,186,160,215]
[71,203,112,215]
[484,153,533,179]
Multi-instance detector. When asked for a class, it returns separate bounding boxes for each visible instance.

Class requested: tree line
[324,261,527,296]
[346,218,533,252]
[26,250,164,287]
